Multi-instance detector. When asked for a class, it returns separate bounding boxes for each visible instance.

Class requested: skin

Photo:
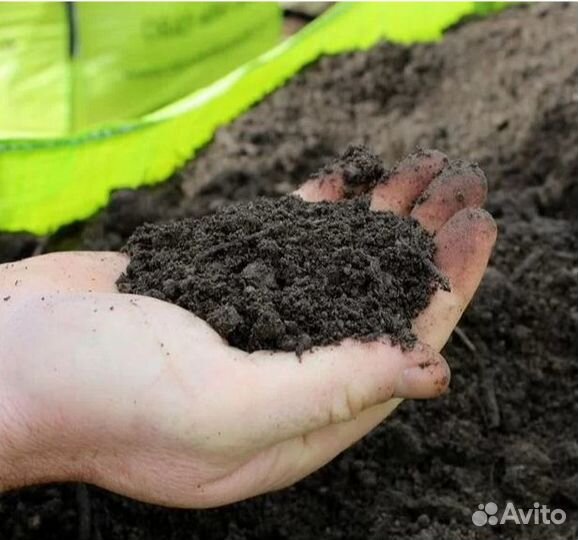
[0,150,496,508]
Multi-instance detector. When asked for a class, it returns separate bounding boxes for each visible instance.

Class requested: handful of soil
[118,159,448,353]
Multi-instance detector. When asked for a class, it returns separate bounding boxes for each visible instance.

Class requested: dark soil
[117,173,447,352]
[310,144,387,195]
[1,3,577,540]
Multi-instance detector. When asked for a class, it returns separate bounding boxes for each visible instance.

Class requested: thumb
[237,338,449,447]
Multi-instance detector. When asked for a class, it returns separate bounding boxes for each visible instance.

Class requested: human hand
[0,150,495,508]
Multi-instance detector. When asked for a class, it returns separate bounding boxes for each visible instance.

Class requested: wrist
[0,376,91,491]
[0,388,41,490]
[0,399,22,490]
[0,315,87,491]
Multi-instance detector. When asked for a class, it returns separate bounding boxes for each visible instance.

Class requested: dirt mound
[118,190,445,353]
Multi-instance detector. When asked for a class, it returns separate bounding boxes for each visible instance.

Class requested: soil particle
[118,192,446,353]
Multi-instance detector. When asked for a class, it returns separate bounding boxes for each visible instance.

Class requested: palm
[0,150,495,507]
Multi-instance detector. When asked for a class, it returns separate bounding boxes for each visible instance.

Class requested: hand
[0,150,495,508]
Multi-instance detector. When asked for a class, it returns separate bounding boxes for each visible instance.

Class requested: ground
[0,4,576,539]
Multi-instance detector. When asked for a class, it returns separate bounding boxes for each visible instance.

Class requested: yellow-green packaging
[0,2,504,234]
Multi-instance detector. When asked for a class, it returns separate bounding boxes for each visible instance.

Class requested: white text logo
[472,502,566,527]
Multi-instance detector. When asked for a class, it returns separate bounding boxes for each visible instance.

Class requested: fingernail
[395,361,449,399]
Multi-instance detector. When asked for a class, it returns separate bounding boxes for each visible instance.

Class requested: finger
[410,160,487,234]
[435,208,497,301]
[370,149,448,214]
[238,339,449,447]
[270,401,399,491]
[0,252,129,294]
[295,145,385,203]
[197,400,400,506]
[294,173,347,202]
[413,208,497,350]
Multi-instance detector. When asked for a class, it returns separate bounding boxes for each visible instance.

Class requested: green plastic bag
[0,3,68,137]
[0,2,281,136]
[0,2,504,234]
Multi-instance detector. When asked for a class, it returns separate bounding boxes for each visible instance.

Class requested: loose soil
[0,4,577,540]
[117,171,447,352]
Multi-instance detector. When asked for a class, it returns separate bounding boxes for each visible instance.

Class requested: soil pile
[0,4,577,540]
[118,188,446,353]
